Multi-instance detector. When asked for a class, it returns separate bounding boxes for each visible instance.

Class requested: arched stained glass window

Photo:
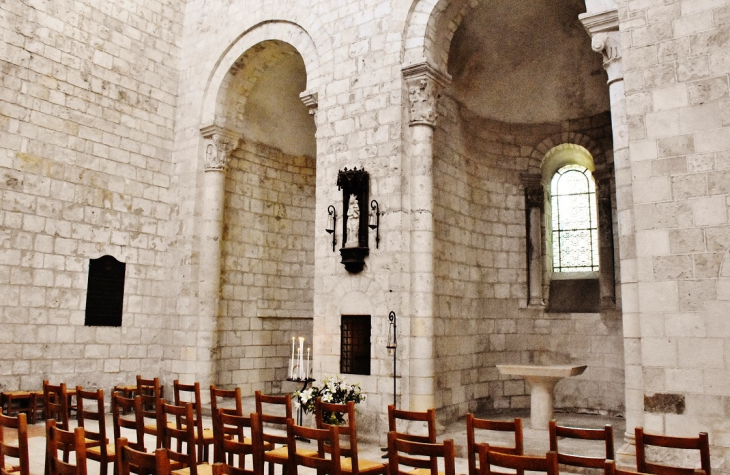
[550,165,598,272]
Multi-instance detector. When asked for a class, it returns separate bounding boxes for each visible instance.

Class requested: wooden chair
[254,391,316,475]
[548,420,613,470]
[43,382,71,431]
[606,460,707,475]
[116,438,171,475]
[388,405,436,444]
[0,413,30,475]
[137,377,163,448]
[0,392,36,424]
[210,386,243,443]
[315,399,387,475]
[466,414,523,475]
[174,381,214,463]
[157,400,211,475]
[635,427,711,475]
[112,393,145,453]
[212,410,263,473]
[46,420,88,475]
[287,418,342,475]
[387,430,455,475]
[477,444,559,475]
[76,388,114,475]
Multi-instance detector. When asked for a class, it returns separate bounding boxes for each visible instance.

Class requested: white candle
[290,336,295,379]
[306,347,310,380]
[298,337,304,380]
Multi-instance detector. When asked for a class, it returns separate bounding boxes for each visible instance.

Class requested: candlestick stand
[287,377,315,439]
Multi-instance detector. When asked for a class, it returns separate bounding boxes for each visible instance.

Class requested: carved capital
[200,125,240,172]
[521,173,544,208]
[579,9,623,85]
[300,90,318,117]
[402,63,451,128]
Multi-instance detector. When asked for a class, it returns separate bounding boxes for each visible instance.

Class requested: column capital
[402,62,451,128]
[200,124,240,172]
[520,173,544,208]
[579,9,623,85]
[299,89,318,120]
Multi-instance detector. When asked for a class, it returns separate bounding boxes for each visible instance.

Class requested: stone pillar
[402,63,449,411]
[521,175,545,307]
[595,171,616,308]
[197,125,239,389]
[581,8,640,461]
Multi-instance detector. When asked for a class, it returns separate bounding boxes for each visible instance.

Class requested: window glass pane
[550,165,598,272]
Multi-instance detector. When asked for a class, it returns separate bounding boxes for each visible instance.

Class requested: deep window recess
[550,165,599,272]
[340,315,371,375]
[84,255,126,327]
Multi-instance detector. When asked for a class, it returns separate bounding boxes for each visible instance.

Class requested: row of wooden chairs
[1,382,714,475]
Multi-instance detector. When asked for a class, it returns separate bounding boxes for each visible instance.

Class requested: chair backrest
[210,385,243,416]
[112,393,145,452]
[478,444,558,475]
[212,410,263,474]
[605,460,703,475]
[388,404,436,444]
[548,420,614,469]
[315,398,357,460]
[0,413,29,475]
[635,428,711,475]
[76,388,108,457]
[46,419,88,475]
[43,381,70,431]
[254,391,292,447]
[287,418,341,475]
[466,414,523,475]
[136,376,161,422]
[116,438,171,475]
[211,385,244,444]
[157,400,198,473]
[387,431,455,475]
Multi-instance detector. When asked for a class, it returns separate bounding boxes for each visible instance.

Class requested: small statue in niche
[345,194,360,248]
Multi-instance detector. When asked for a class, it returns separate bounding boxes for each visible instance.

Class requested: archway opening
[216,40,316,394]
[429,0,621,419]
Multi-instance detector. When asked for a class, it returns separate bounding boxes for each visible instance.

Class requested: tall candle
[298,337,304,380]
[290,337,295,379]
[306,347,310,380]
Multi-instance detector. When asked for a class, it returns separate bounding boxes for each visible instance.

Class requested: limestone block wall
[0,0,184,391]
[218,140,316,394]
[619,0,730,463]
[433,94,624,419]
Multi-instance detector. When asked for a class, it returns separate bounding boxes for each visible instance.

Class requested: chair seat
[265,445,318,461]
[410,469,450,475]
[199,427,214,442]
[342,457,388,473]
[171,463,213,475]
[4,463,20,473]
[144,423,157,432]
[87,442,116,457]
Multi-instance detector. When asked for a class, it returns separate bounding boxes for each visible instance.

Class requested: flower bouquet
[294,374,366,425]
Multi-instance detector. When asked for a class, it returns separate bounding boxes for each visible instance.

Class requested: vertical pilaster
[522,175,545,307]
[196,125,239,390]
[402,63,449,411]
[581,8,640,459]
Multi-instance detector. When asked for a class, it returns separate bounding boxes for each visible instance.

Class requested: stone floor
[15,409,628,475]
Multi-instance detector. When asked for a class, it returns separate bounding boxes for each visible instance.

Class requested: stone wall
[619,0,730,461]
[433,94,624,419]
[0,0,184,391]
[217,140,316,394]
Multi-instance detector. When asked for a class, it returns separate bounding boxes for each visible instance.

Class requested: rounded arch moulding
[200,20,323,128]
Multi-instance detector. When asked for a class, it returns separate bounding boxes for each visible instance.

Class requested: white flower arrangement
[294,374,366,425]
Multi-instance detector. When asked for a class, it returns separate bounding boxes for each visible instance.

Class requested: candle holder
[369,200,380,249]
[326,205,337,253]
[387,311,397,407]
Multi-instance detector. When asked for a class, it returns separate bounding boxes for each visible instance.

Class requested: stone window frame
[523,143,615,310]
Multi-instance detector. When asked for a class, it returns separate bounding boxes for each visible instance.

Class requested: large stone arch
[401,0,483,71]
[200,20,322,128]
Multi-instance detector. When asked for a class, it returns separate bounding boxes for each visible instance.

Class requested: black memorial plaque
[85,255,126,327]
